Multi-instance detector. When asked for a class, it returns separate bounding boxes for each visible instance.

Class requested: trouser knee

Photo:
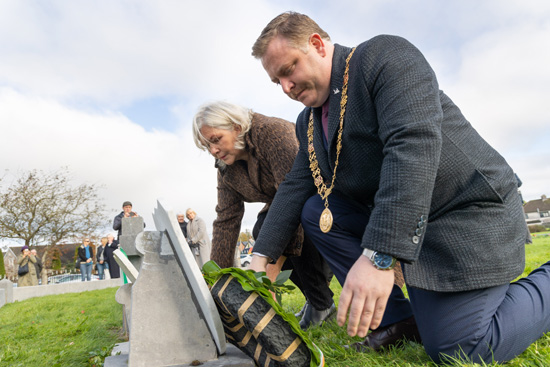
[423,336,494,364]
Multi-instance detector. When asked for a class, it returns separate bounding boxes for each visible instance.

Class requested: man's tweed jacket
[253,35,530,292]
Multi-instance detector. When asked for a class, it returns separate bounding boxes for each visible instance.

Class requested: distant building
[523,194,550,227]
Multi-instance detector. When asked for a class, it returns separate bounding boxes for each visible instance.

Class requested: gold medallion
[320,207,333,233]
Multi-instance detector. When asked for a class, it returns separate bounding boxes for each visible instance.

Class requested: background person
[96,237,109,280]
[104,234,121,279]
[177,213,188,238]
[30,248,43,283]
[185,208,211,267]
[78,238,93,281]
[113,201,144,238]
[249,11,549,363]
[17,246,38,287]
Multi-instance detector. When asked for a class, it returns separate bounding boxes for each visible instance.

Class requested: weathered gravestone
[112,250,140,336]
[0,279,13,305]
[113,249,139,282]
[118,216,146,271]
[0,288,5,308]
[105,201,254,367]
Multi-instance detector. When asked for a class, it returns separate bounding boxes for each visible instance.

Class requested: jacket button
[415,228,423,236]
[412,236,420,244]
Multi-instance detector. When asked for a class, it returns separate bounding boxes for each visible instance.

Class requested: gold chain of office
[307,47,356,233]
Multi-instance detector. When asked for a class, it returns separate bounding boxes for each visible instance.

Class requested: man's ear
[309,33,326,57]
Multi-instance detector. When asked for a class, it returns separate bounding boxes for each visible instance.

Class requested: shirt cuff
[251,252,273,263]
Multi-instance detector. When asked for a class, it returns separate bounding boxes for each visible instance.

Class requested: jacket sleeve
[113,213,122,231]
[211,171,245,268]
[17,254,26,266]
[78,247,87,262]
[358,36,443,261]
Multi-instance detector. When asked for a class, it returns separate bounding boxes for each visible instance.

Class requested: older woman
[17,246,38,287]
[193,100,337,329]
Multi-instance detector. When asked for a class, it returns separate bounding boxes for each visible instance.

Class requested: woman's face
[200,125,248,166]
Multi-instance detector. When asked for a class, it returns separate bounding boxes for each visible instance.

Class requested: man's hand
[249,254,269,273]
[337,256,394,337]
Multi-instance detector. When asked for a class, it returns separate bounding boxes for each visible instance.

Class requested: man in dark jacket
[177,213,188,238]
[113,201,143,237]
[249,11,549,364]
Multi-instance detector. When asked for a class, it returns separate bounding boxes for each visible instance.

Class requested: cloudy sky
[0,0,549,241]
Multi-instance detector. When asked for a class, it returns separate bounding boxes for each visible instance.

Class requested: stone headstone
[113,249,139,283]
[0,289,5,308]
[105,200,254,367]
[153,200,226,355]
[0,279,13,304]
[119,216,145,271]
[115,283,133,336]
[128,230,218,367]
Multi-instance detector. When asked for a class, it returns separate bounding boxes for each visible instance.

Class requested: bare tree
[0,168,109,249]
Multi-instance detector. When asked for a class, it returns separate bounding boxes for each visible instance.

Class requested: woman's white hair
[192,101,253,152]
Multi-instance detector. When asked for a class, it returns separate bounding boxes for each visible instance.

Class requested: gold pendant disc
[320,208,333,233]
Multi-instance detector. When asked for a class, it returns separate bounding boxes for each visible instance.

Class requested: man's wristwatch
[362,248,397,270]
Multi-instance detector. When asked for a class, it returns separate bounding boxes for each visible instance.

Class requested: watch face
[373,253,394,269]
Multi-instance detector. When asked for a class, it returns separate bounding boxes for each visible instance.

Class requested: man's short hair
[122,201,132,208]
[252,11,331,59]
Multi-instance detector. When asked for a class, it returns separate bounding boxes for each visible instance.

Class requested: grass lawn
[0,235,548,366]
[0,288,124,367]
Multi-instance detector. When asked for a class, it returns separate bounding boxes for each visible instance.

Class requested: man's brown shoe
[352,316,421,352]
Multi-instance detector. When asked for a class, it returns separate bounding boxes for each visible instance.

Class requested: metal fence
[1,269,100,286]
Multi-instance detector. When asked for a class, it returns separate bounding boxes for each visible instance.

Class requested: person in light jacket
[17,246,38,287]
[185,209,211,267]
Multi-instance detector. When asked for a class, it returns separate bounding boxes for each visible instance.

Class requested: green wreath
[203,261,324,367]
